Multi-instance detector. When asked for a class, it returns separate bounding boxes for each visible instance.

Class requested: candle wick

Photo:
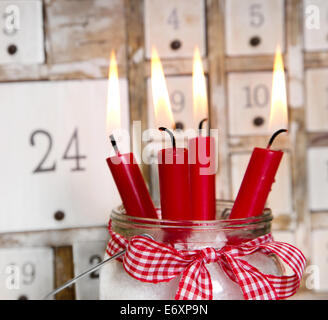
[267,129,288,149]
[159,127,176,149]
[109,134,120,155]
[198,118,208,136]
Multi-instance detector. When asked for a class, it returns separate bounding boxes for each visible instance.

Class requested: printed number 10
[243,84,269,108]
[30,128,86,173]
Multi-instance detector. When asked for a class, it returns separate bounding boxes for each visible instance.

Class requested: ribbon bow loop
[106,222,306,300]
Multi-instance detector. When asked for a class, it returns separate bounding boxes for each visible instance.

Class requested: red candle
[158,128,191,220]
[106,135,157,219]
[189,120,216,220]
[188,48,216,220]
[229,130,286,219]
[105,51,156,219]
[230,46,288,220]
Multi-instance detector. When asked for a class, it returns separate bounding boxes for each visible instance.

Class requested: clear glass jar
[99,200,283,300]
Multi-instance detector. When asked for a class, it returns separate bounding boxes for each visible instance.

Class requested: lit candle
[229,46,288,219]
[106,51,157,219]
[188,47,216,220]
[151,47,191,220]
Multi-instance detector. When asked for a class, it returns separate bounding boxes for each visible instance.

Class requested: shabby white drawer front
[0,247,54,300]
[0,79,129,232]
[144,0,206,59]
[225,0,285,56]
[0,0,44,64]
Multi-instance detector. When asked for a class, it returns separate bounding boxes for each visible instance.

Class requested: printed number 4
[62,129,87,172]
[30,128,86,173]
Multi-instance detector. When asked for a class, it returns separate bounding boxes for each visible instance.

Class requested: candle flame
[269,45,288,132]
[151,47,175,129]
[106,51,121,133]
[192,46,208,127]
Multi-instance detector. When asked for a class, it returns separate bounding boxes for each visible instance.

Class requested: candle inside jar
[158,127,191,220]
[230,45,288,220]
[105,51,157,219]
[229,131,286,219]
[106,135,157,219]
[189,119,216,220]
[189,48,216,221]
[150,47,192,221]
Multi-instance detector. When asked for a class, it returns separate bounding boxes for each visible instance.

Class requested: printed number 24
[30,128,86,173]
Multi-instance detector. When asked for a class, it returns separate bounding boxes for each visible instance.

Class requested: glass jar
[99,200,283,300]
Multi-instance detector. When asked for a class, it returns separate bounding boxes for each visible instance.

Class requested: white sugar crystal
[242,252,282,276]
[100,253,180,300]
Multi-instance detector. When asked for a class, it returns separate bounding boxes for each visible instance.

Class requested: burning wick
[109,134,120,156]
[198,118,208,136]
[267,129,288,149]
[159,127,176,150]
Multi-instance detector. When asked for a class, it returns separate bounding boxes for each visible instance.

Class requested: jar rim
[111,199,273,231]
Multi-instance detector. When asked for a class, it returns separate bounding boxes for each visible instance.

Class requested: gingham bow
[106,223,306,300]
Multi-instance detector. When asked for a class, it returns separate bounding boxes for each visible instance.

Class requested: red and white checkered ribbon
[106,222,306,300]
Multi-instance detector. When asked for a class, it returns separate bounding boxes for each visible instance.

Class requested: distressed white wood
[0,247,53,300]
[225,0,285,56]
[227,72,273,136]
[303,0,328,52]
[305,68,328,132]
[45,0,126,66]
[272,230,295,246]
[230,152,293,216]
[0,226,108,248]
[0,0,44,64]
[144,0,206,59]
[287,45,304,108]
[73,241,107,300]
[307,147,328,211]
[311,229,328,291]
[312,212,328,229]
[0,79,129,232]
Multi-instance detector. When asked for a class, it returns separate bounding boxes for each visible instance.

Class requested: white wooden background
[0,0,327,299]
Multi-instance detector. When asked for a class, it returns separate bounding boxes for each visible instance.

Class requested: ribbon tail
[223,255,277,300]
[259,241,306,299]
[175,260,213,300]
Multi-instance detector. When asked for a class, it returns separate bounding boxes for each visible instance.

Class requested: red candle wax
[229,147,283,219]
[189,136,216,220]
[158,147,191,220]
[106,152,157,219]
